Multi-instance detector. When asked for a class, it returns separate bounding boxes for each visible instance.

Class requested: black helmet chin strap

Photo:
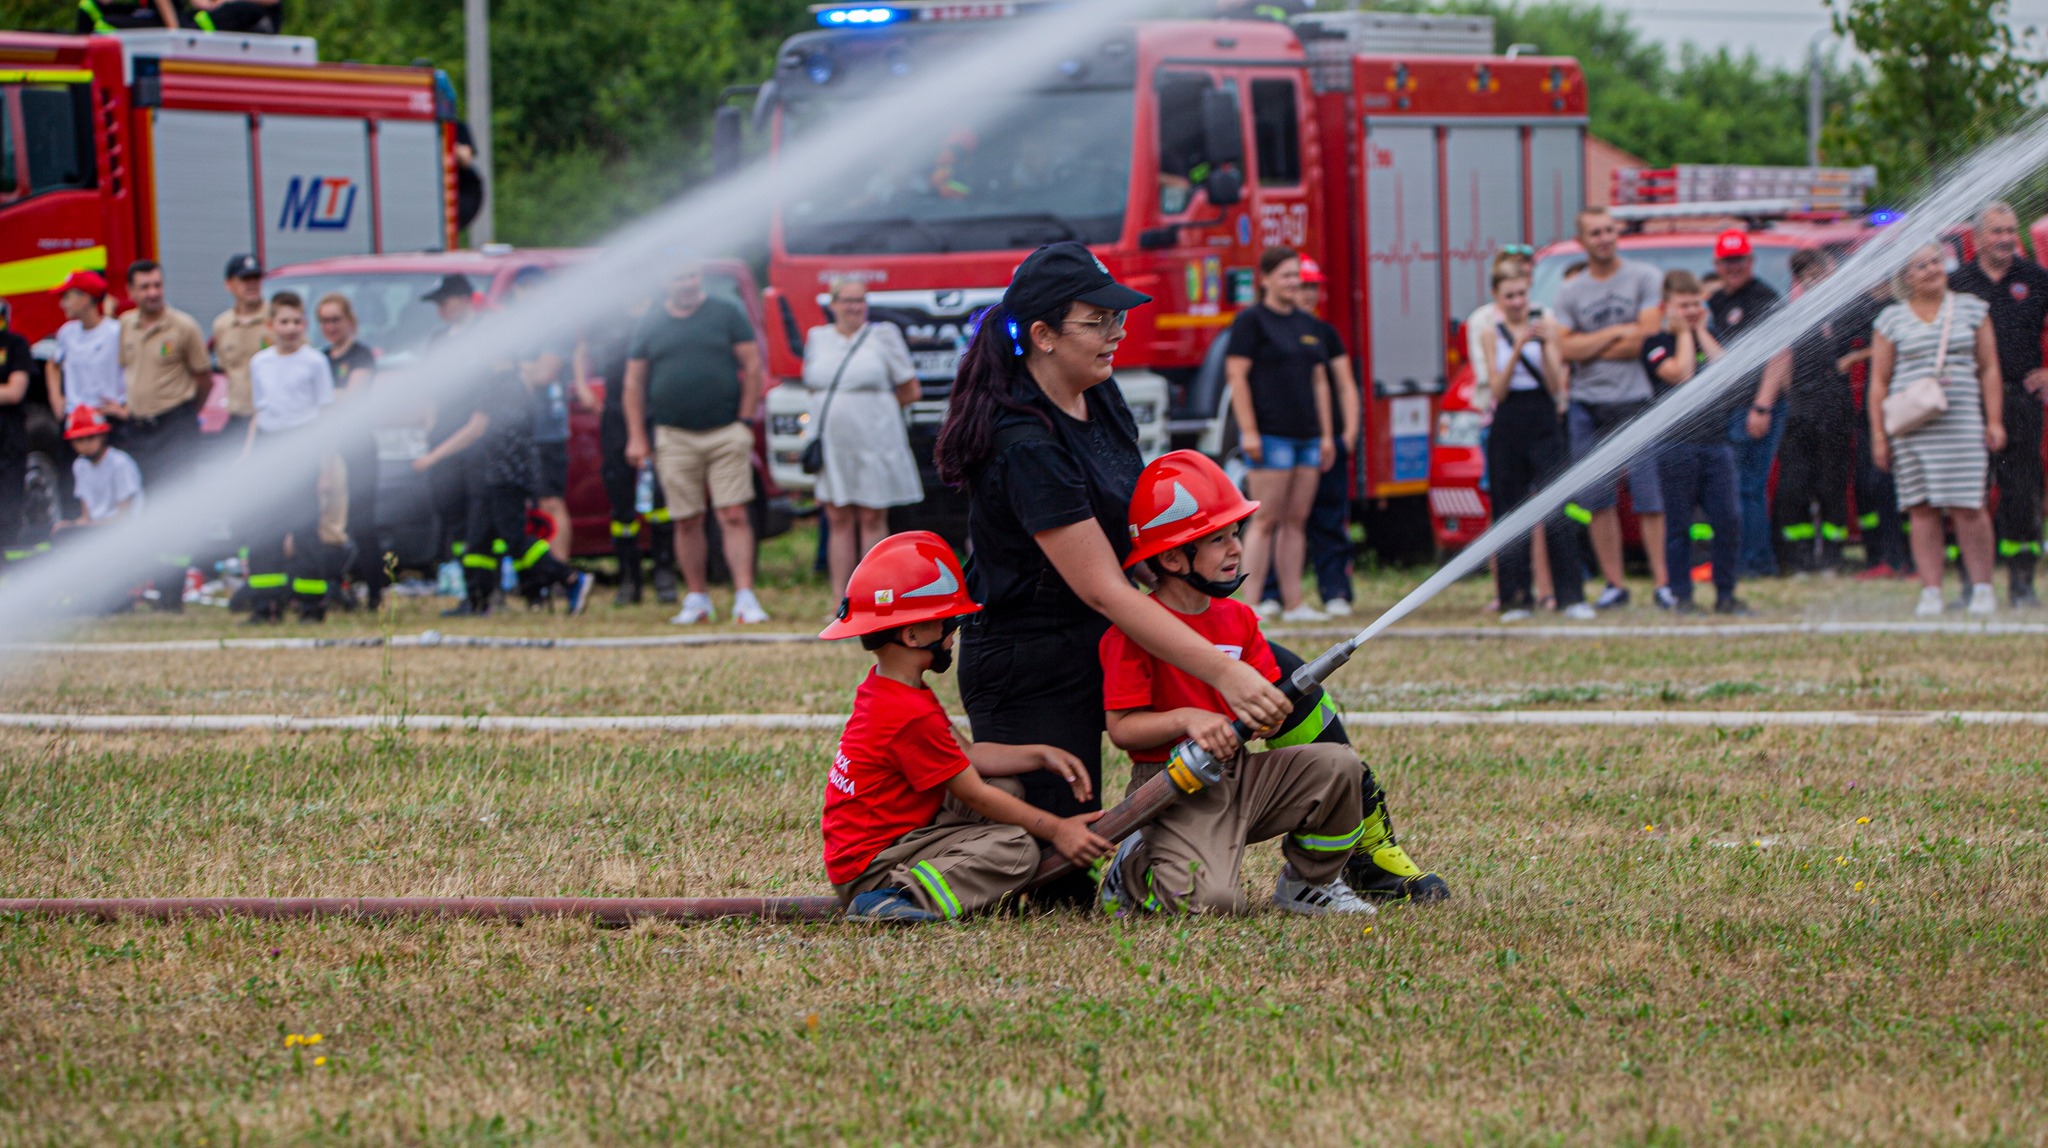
[1170,543,1248,599]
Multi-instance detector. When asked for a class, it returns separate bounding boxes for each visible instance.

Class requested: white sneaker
[1322,598,1353,617]
[1967,583,1996,616]
[1562,602,1597,621]
[1915,587,1944,618]
[733,589,770,625]
[1499,608,1533,623]
[1280,604,1328,624]
[1255,599,1282,619]
[670,592,715,625]
[1272,867,1377,916]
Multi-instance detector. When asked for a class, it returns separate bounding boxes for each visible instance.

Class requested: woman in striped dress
[1867,244,2007,616]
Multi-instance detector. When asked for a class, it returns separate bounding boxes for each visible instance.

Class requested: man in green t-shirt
[624,267,769,624]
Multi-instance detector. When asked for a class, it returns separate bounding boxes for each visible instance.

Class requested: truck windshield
[778,87,1135,255]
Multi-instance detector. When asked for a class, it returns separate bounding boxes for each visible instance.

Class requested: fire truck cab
[0,29,455,343]
[744,3,1586,555]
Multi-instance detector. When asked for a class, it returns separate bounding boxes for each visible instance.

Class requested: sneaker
[441,599,488,618]
[671,592,715,625]
[1653,585,1679,611]
[847,887,939,923]
[652,566,680,605]
[1322,598,1353,617]
[1713,597,1753,617]
[1593,584,1630,610]
[1967,583,1996,616]
[733,589,770,625]
[1499,608,1533,624]
[1097,831,1146,916]
[564,572,595,616]
[1855,562,1897,582]
[1256,599,1282,619]
[1279,604,1327,623]
[1345,855,1452,904]
[1674,598,1704,616]
[1562,602,1597,621]
[1915,587,1944,618]
[2013,585,2042,610]
[1272,866,1377,916]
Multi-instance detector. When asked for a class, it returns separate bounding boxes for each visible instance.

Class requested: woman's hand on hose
[1216,659,1291,732]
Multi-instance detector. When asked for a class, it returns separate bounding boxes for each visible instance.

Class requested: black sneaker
[441,599,488,618]
[1714,597,1753,616]
[652,566,679,605]
[2013,586,2042,610]
[1344,859,1452,904]
[1653,585,1679,611]
[1594,584,1630,610]
[1674,598,1703,616]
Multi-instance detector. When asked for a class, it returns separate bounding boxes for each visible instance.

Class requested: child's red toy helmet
[1123,449,1260,568]
[63,405,114,441]
[819,529,981,640]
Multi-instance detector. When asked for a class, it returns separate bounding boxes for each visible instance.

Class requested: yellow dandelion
[307,1033,323,1045]
[314,1056,326,1067]
[806,1013,820,1033]
[284,1034,299,1047]
[584,1005,593,1013]
[1856,817,1870,825]
[1854,881,1865,891]
[1642,824,1654,833]
[1362,926,1373,935]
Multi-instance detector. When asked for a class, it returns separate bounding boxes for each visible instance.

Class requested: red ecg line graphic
[1370,173,1439,314]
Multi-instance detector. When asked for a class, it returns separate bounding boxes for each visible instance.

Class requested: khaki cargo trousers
[1114,743,1364,915]
[832,777,1038,919]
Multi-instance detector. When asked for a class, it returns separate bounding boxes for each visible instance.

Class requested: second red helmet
[819,530,982,640]
[1124,449,1260,568]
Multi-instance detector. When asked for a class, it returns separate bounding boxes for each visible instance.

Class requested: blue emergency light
[817,6,904,25]
[1868,210,1900,226]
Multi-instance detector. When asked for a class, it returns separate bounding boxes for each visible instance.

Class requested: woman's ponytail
[934,303,1062,488]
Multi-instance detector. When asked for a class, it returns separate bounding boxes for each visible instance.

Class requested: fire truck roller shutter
[1363,122,1443,402]
[260,116,375,268]
[1442,126,1525,322]
[1527,125,1584,251]
[150,110,258,323]
[375,119,447,253]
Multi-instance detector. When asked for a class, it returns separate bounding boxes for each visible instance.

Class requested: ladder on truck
[1609,164,1878,224]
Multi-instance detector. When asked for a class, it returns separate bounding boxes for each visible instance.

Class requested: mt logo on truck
[278,177,359,232]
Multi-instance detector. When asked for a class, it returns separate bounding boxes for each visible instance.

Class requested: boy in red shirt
[1098,451,1378,916]
[821,530,1113,922]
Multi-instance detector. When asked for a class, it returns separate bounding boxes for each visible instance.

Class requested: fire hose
[1021,635,1358,890]
[0,639,1364,925]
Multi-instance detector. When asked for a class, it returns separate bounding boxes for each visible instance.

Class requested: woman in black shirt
[316,293,382,609]
[1225,246,1335,623]
[934,242,1291,901]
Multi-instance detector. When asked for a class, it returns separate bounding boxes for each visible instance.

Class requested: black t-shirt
[0,330,33,455]
[1708,277,1780,410]
[1785,308,1855,423]
[963,381,1143,622]
[587,323,634,417]
[324,342,376,388]
[1225,303,1327,439]
[1641,332,1730,446]
[1831,293,1887,412]
[1949,257,2048,387]
[470,364,537,492]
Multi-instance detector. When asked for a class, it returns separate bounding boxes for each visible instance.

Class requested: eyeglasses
[1060,310,1127,337]
[1500,244,1535,256]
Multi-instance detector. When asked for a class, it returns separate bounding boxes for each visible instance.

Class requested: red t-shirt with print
[1098,596,1280,762]
[822,668,972,885]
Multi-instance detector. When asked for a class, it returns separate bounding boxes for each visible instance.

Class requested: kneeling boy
[821,530,1112,922]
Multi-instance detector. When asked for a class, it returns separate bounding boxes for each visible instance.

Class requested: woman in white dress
[803,280,924,602]
[1867,244,2006,616]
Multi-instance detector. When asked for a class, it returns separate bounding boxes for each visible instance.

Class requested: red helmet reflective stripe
[63,405,114,441]
[818,529,982,640]
[1123,449,1260,568]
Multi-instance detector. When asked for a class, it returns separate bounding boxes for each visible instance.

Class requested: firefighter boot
[1342,768,1450,903]
[651,547,679,605]
[613,532,643,607]
[2012,553,2040,609]
[445,565,495,618]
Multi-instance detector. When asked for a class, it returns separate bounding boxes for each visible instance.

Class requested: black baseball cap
[1001,241,1151,321]
[224,254,262,279]
[421,273,477,303]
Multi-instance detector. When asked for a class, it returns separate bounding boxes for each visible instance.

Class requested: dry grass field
[2,545,2046,1144]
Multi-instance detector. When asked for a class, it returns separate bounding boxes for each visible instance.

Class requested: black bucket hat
[1001,241,1152,321]
[421,273,477,303]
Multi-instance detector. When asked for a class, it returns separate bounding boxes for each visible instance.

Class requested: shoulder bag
[801,323,874,476]
[1881,295,1954,438]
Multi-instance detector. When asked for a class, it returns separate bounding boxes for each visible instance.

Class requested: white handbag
[1882,295,1955,438]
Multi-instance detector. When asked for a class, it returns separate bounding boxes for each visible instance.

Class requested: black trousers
[1993,386,2044,571]
[122,401,203,490]
[1854,419,1909,570]
[246,436,325,614]
[1772,405,1854,565]
[1485,390,1585,608]
[599,407,672,565]
[343,441,386,596]
[462,482,570,605]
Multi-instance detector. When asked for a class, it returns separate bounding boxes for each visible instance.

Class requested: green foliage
[1364,1,1863,168]
[1827,0,2048,202]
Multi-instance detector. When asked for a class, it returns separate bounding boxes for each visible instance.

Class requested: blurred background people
[802,278,922,606]
[1481,265,1588,622]
[1706,230,1784,579]
[1645,270,1744,614]
[1257,257,1359,617]
[211,255,269,442]
[1754,251,1854,574]
[317,293,385,610]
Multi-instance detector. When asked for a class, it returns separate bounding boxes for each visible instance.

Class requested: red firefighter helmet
[819,530,982,640]
[1124,449,1260,568]
[63,405,114,441]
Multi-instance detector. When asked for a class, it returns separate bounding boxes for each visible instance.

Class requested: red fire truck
[0,29,454,342]
[742,3,1586,555]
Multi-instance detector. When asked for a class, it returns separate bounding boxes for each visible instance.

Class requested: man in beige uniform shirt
[118,260,211,486]
[211,254,269,440]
